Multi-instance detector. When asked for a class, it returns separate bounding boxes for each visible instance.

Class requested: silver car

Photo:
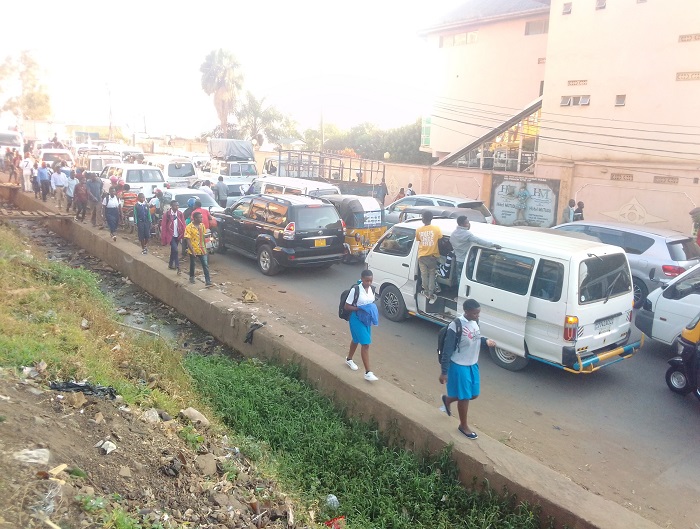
[554,221,700,307]
[384,194,493,226]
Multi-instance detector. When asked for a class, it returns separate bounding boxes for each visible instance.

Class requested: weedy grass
[185,354,546,529]
[0,227,207,418]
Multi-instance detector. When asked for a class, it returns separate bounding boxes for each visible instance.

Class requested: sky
[0,0,461,138]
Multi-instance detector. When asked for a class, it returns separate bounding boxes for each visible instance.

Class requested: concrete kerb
[5,189,661,529]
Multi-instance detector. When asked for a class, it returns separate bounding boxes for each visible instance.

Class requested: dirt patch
[0,370,294,529]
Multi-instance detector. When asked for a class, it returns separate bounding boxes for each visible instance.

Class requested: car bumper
[272,247,343,267]
[634,308,654,338]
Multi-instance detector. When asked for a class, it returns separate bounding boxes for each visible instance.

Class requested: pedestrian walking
[38,162,51,202]
[415,210,442,302]
[19,153,34,192]
[184,212,213,287]
[134,193,152,254]
[65,171,77,212]
[161,199,185,274]
[439,298,496,440]
[86,174,104,227]
[31,163,40,198]
[51,166,68,209]
[375,177,388,206]
[393,187,405,202]
[9,149,20,183]
[574,201,585,221]
[405,182,416,196]
[344,269,380,382]
[214,176,228,208]
[73,177,89,222]
[200,180,215,200]
[102,186,121,241]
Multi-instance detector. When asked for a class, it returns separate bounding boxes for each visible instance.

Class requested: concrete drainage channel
[2,189,661,529]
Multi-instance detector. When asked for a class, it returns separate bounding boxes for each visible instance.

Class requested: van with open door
[365,219,641,373]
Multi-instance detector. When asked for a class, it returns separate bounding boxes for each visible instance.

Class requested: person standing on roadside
[375,177,388,206]
[393,187,405,202]
[450,215,501,275]
[214,176,228,208]
[31,163,40,198]
[73,177,89,222]
[439,298,496,440]
[561,199,576,224]
[102,186,121,241]
[134,193,152,254]
[161,199,185,274]
[64,171,77,212]
[184,211,213,287]
[19,153,34,192]
[574,201,585,221]
[415,210,442,302]
[51,164,68,209]
[405,182,416,196]
[87,174,103,227]
[38,162,51,202]
[200,180,215,200]
[344,269,379,382]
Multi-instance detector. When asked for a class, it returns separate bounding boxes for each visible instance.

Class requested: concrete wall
[1,188,662,529]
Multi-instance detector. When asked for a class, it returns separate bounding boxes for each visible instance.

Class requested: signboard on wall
[491,175,561,227]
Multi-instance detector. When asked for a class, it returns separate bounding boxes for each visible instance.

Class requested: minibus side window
[470,248,534,295]
[578,254,631,304]
[375,227,414,257]
[532,259,565,302]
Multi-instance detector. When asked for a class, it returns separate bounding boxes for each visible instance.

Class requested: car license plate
[314,239,326,247]
[595,317,614,333]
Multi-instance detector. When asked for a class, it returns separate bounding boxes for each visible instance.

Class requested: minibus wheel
[380,285,407,322]
[489,346,529,371]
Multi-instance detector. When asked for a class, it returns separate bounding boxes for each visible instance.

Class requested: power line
[431,115,698,163]
[428,121,700,182]
[433,101,700,138]
[435,95,700,131]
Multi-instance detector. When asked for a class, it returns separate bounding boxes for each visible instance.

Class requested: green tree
[2,51,51,120]
[235,91,283,145]
[200,49,244,137]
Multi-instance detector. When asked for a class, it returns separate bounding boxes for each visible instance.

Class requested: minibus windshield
[579,254,631,304]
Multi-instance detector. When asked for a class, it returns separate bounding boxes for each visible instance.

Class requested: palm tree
[200,49,244,137]
[236,92,283,145]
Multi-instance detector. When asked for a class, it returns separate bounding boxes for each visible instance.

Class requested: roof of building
[422,0,551,33]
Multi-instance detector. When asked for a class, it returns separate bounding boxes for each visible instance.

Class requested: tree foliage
[235,92,283,145]
[311,119,431,165]
[200,49,244,137]
[1,51,52,120]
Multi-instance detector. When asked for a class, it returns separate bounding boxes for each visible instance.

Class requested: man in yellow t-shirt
[415,210,442,302]
[184,212,213,287]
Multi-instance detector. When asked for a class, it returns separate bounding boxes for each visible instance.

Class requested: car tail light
[564,315,578,342]
[341,219,346,235]
[283,222,295,240]
[662,265,685,277]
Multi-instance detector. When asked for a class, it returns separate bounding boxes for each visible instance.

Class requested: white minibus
[247,176,340,197]
[365,219,641,373]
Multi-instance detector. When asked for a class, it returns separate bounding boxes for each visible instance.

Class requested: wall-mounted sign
[679,34,700,42]
[653,176,679,185]
[610,173,634,181]
[677,72,700,81]
[491,175,560,227]
[567,80,588,86]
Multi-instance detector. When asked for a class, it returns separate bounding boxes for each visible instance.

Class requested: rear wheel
[632,278,648,308]
[665,365,692,395]
[257,244,280,276]
[380,285,407,322]
[488,346,529,371]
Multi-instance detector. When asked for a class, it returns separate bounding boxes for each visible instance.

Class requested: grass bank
[185,355,546,529]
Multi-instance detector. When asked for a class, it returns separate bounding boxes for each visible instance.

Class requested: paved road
[213,251,700,528]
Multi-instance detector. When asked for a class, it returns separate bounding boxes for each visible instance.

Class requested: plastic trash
[325,494,340,509]
[14,448,51,465]
[49,381,117,399]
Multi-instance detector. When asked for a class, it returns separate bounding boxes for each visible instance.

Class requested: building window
[467,31,478,44]
[615,94,626,106]
[596,0,606,9]
[525,19,549,35]
[421,117,431,147]
[563,2,572,14]
[561,95,591,106]
[440,31,478,47]
[439,35,453,48]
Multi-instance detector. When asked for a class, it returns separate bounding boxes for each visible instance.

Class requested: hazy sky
[0,0,459,138]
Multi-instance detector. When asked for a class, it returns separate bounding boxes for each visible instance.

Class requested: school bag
[437,318,463,364]
[339,284,376,320]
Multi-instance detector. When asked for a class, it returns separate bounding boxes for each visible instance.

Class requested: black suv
[214,194,346,275]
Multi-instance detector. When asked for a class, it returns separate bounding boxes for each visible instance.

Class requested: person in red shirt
[191,199,218,241]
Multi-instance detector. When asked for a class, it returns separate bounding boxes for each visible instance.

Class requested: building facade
[423,0,700,232]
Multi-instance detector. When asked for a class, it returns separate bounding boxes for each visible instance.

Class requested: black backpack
[437,318,463,364]
[339,284,376,320]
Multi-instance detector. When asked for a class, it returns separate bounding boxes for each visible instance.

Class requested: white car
[384,194,494,226]
[161,188,225,214]
[98,164,166,197]
[38,148,75,168]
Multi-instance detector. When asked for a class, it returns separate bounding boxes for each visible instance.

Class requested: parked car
[554,221,700,307]
[38,148,75,168]
[76,152,121,178]
[636,263,700,348]
[213,194,345,275]
[161,188,224,215]
[397,205,486,224]
[190,176,254,206]
[247,176,340,197]
[384,194,493,226]
[98,164,165,197]
[143,155,198,188]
